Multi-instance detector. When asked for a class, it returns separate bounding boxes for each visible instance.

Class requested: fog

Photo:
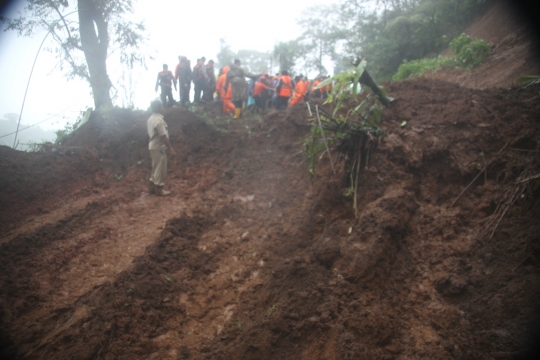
[0,0,334,142]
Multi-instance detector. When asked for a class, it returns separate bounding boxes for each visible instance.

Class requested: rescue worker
[155,64,177,108]
[275,69,293,109]
[203,59,216,102]
[225,59,259,119]
[192,57,209,103]
[289,74,308,107]
[175,56,192,106]
[311,76,322,99]
[216,65,235,115]
[147,100,176,196]
[253,74,274,113]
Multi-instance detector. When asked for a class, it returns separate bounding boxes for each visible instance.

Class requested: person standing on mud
[275,69,293,109]
[193,57,209,103]
[225,58,259,118]
[289,74,308,107]
[216,65,235,115]
[203,59,216,101]
[147,100,176,196]
[175,56,192,106]
[253,74,274,113]
[155,64,177,107]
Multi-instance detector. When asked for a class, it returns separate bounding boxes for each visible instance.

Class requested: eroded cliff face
[424,0,540,89]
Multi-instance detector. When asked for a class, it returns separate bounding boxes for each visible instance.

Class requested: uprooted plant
[304,60,392,217]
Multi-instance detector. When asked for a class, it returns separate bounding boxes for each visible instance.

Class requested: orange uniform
[277,75,293,97]
[215,66,229,96]
[253,81,271,96]
[216,66,234,114]
[289,79,308,107]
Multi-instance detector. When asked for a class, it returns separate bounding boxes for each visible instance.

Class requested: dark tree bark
[78,0,112,109]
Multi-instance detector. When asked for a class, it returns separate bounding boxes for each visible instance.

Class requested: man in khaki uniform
[147,100,176,195]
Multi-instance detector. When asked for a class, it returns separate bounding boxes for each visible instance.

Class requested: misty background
[1,0,528,151]
[0,0,331,150]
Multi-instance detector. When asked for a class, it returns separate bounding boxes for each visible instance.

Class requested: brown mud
[1,3,540,357]
[1,76,540,359]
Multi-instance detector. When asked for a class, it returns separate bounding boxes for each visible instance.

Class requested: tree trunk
[78,0,112,109]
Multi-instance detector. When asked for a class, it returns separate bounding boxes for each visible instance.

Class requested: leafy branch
[305,61,391,217]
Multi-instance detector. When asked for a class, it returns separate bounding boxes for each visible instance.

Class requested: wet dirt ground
[1,75,540,359]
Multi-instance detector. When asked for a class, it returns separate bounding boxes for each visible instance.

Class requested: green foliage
[344,185,355,197]
[392,56,454,81]
[266,304,278,317]
[450,34,490,69]
[303,124,336,180]
[392,34,490,81]
[296,0,490,80]
[304,62,386,217]
[164,275,176,283]
[54,108,91,145]
[317,60,387,129]
[54,122,75,145]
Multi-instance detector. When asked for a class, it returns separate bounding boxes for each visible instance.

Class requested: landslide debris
[0,78,540,360]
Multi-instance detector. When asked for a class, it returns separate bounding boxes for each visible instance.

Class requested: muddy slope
[424,0,540,89]
[1,78,540,359]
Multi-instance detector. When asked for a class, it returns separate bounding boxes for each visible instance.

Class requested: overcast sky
[0,0,334,138]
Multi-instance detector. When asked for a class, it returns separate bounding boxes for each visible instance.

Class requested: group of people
[247,73,333,113]
[155,56,333,118]
[149,58,334,196]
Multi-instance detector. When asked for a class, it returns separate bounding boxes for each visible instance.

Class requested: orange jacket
[278,75,293,97]
[295,79,308,97]
[216,66,230,98]
[254,81,271,96]
[312,80,321,94]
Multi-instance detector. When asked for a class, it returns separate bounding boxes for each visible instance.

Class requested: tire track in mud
[0,188,190,359]
[0,199,110,357]
[3,179,307,359]
[0,113,312,359]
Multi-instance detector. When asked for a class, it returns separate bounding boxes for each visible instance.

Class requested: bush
[392,34,490,81]
[392,56,455,81]
[450,34,490,70]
